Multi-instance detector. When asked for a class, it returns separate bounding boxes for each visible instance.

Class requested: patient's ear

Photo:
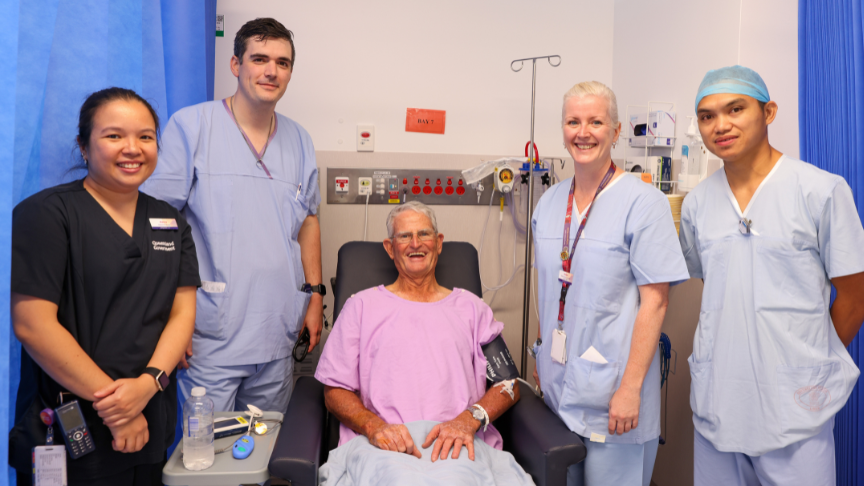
[436,233,443,254]
[383,239,395,260]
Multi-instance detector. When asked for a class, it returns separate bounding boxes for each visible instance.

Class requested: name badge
[201,281,226,293]
[558,270,573,284]
[149,218,178,230]
[551,329,567,365]
[33,445,66,485]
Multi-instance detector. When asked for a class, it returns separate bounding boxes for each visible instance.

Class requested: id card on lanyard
[34,408,66,485]
[552,162,616,364]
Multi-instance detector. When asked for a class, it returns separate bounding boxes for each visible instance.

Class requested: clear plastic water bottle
[182,387,214,470]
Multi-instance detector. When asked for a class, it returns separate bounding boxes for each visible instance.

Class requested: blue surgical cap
[694,65,770,112]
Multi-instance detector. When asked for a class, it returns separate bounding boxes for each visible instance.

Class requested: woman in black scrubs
[9,87,200,485]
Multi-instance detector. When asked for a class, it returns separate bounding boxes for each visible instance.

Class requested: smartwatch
[143,367,169,392]
[301,283,326,296]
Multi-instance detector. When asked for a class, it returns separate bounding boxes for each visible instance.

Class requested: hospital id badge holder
[551,323,567,365]
[33,408,67,486]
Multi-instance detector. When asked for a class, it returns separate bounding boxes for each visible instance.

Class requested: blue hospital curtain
[799,0,864,484]
[0,1,215,484]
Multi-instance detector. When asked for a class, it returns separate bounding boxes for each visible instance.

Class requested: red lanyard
[557,162,616,326]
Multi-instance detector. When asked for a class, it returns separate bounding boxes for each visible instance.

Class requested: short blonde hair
[562,81,619,128]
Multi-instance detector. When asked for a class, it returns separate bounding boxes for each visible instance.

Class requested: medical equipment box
[214,415,250,439]
[628,111,676,147]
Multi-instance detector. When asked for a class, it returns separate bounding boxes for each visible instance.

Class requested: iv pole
[511,55,561,378]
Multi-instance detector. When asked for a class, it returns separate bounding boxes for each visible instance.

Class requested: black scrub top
[9,179,200,479]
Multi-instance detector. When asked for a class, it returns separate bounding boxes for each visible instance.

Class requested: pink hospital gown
[315,285,505,449]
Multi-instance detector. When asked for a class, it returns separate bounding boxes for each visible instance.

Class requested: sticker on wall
[405,108,446,134]
[216,15,224,37]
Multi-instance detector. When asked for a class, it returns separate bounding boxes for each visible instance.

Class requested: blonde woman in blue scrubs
[532,81,689,486]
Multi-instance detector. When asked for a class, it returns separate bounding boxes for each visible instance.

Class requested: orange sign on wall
[405,108,446,134]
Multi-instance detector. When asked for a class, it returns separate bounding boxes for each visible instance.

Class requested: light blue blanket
[319,421,535,486]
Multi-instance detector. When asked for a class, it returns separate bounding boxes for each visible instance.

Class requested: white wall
[611,0,799,165]
[215,0,615,159]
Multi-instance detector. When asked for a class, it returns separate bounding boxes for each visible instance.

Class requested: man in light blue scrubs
[141,18,323,414]
[679,65,864,485]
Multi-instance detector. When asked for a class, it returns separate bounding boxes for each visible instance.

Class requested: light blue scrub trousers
[177,357,294,413]
[566,436,660,486]
[694,418,835,486]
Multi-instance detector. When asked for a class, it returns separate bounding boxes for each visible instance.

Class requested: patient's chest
[359,304,481,422]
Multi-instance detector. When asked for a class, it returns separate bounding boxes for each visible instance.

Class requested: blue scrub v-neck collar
[721,155,786,219]
[574,171,626,221]
[222,98,279,160]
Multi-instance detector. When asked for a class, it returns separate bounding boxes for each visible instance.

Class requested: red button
[339,182,345,188]
[434,186,443,195]
[361,132,370,138]
[412,186,421,195]
[458,179,463,186]
[436,179,441,186]
[425,179,430,185]
[402,178,407,185]
[414,178,419,185]
[422,186,432,195]
[445,187,454,195]
[447,179,452,185]
[456,187,465,195]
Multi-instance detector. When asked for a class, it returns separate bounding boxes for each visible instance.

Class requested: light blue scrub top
[679,156,864,456]
[141,100,320,366]
[532,174,689,444]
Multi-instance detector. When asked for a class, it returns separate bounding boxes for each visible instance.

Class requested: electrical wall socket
[358,177,372,195]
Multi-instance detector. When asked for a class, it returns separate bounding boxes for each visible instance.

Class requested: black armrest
[269,376,326,486]
[496,381,587,486]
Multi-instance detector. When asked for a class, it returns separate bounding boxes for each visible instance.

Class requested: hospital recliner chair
[268,241,587,486]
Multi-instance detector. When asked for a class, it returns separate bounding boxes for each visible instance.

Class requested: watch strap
[469,404,490,431]
[143,367,168,392]
[302,283,327,296]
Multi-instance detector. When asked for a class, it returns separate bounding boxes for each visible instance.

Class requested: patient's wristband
[468,404,490,432]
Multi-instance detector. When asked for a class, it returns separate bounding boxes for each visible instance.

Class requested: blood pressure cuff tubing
[482,335,520,383]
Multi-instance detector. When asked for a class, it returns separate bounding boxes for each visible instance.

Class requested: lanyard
[557,161,616,328]
[228,97,275,179]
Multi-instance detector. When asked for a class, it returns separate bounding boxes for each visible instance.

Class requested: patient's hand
[367,423,422,459]
[422,411,480,462]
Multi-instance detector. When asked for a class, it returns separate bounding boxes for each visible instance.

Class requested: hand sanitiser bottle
[183,387,215,470]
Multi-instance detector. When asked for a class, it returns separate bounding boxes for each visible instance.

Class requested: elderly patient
[315,201,521,464]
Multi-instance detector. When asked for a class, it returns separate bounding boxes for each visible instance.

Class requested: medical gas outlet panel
[327,168,504,206]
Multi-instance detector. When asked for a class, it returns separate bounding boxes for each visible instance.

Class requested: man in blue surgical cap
[679,65,864,485]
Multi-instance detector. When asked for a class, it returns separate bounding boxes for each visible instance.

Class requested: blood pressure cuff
[482,335,520,383]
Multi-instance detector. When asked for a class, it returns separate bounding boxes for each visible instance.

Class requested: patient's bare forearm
[324,385,386,438]
[477,380,521,423]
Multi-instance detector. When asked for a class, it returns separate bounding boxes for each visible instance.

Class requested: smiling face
[231,37,294,106]
[80,99,158,194]
[562,95,621,170]
[383,210,444,281]
[696,93,777,163]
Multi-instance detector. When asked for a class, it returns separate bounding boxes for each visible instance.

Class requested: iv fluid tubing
[479,189,522,293]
